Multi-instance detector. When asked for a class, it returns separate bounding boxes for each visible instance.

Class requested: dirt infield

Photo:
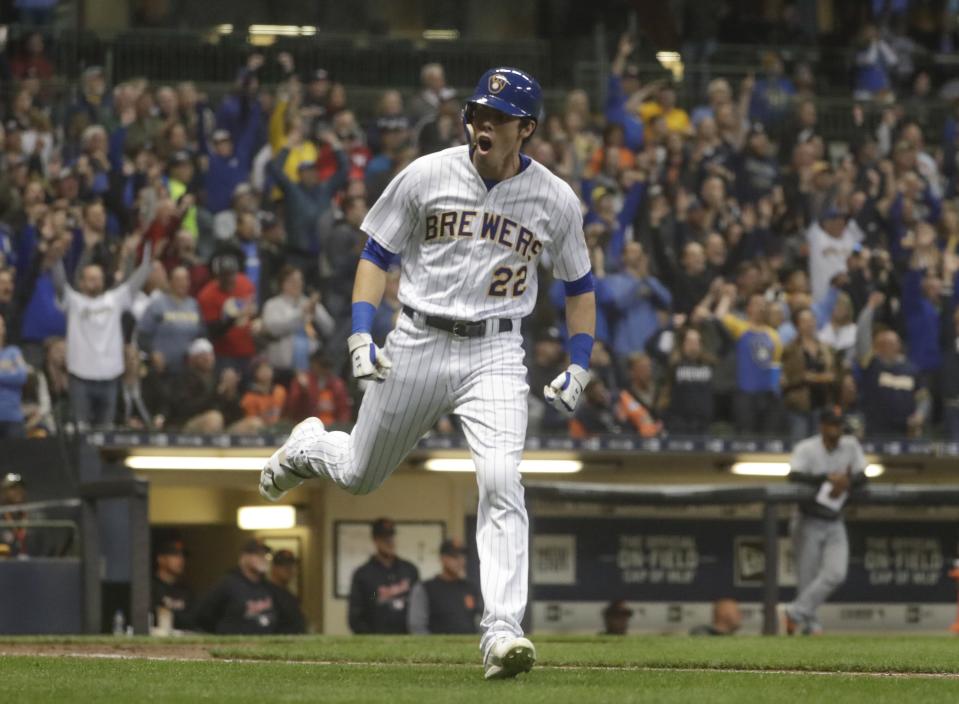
[0,641,214,660]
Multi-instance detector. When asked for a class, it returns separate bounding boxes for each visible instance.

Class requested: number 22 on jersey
[488,265,528,297]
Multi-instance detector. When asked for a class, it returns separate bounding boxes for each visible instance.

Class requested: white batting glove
[348,333,393,382]
[543,364,590,417]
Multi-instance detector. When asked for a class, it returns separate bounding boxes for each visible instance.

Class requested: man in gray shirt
[784,407,867,635]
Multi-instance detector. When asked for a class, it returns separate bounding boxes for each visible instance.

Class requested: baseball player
[784,407,867,635]
[260,66,596,679]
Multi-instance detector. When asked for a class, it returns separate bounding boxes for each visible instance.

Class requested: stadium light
[423,29,460,41]
[730,462,790,477]
[237,505,295,530]
[731,462,885,478]
[424,458,582,474]
[125,455,267,471]
[248,24,317,37]
[656,51,684,82]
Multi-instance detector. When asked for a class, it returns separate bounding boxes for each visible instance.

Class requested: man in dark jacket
[151,537,194,632]
[193,538,277,635]
[164,338,240,433]
[407,538,482,635]
[661,327,716,434]
[855,294,930,437]
[348,518,419,634]
[268,549,307,634]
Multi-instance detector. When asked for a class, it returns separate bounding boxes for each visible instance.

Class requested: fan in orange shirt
[241,359,287,429]
[584,123,636,180]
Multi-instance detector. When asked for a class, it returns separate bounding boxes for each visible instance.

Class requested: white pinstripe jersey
[361,145,591,320]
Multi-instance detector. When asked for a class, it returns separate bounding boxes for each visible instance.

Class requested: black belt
[402,306,512,338]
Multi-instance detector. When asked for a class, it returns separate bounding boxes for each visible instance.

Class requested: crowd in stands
[0,25,958,443]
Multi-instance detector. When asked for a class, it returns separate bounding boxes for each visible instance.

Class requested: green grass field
[2,635,959,703]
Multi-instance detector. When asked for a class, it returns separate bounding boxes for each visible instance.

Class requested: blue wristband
[351,301,376,335]
[568,333,594,369]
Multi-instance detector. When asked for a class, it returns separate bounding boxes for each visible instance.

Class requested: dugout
[109,432,959,636]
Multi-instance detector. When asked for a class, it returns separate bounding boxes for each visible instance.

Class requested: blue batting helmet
[464,67,543,123]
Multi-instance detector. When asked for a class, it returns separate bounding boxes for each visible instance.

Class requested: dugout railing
[0,479,150,635]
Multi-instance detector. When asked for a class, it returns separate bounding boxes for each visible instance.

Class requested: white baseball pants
[300,311,529,653]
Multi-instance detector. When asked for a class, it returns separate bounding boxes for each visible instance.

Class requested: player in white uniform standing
[260,67,596,679]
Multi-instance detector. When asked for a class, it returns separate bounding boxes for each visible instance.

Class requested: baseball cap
[297,160,317,172]
[603,599,634,618]
[820,406,845,425]
[1,472,23,490]
[440,538,467,556]
[170,150,192,166]
[212,129,231,143]
[232,182,253,199]
[188,338,214,357]
[82,65,104,79]
[371,518,396,538]
[820,206,847,222]
[311,68,330,82]
[156,538,186,556]
[273,549,297,566]
[241,538,272,555]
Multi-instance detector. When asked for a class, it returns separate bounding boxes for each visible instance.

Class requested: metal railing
[0,498,81,559]
[2,27,956,147]
[6,27,574,87]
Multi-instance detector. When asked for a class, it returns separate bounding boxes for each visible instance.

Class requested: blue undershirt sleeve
[563,272,595,297]
[360,239,398,271]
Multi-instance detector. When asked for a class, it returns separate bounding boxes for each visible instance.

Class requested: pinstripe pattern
[361,145,591,319]
[296,145,590,654]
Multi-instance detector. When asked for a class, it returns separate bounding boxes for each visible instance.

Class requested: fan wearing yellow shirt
[713,284,785,435]
[268,66,318,200]
[638,85,692,135]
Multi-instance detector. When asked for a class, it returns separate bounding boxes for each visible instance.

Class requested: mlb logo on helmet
[488,73,510,94]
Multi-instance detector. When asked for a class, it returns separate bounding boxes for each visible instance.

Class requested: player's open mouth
[476,134,493,154]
